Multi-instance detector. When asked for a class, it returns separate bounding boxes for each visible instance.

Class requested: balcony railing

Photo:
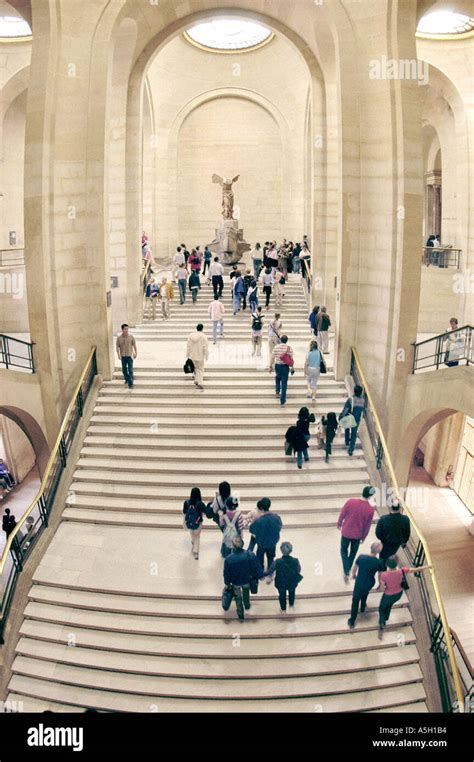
[350,347,466,713]
[412,326,473,373]
[0,347,98,643]
[422,247,462,269]
[0,334,35,372]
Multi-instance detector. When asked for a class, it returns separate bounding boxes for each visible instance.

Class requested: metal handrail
[0,334,35,372]
[422,247,462,269]
[0,347,97,574]
[412,326,473,373]
[351,347,465,712]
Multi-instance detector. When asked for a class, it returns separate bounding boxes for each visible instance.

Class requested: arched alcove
[0,405,49,478]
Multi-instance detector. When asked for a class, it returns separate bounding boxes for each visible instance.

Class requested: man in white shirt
[208,295,225,344]
[173,246,186,268]
[187,324,209,390]
[209,257,224,298]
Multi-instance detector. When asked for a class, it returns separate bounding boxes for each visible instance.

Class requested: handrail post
[38,493,48,528]
[4,335,9,370]
[435,335,442,369]
[413,342,418,374]
[77,388,84,418]
[58,436,68,468]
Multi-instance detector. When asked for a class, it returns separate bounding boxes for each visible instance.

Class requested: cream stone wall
[145,33,310,260]
[2,89,26,249]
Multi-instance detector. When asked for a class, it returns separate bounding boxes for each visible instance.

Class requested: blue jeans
[212,319,224,342]
[296,448,309,467]
[275,364,290,404]
[121,356,134,388]
[344,424,359,454]
[253,259,262,280]
[293,257,301,274]
[232,294,242,313]
[340,535,360,577]
[191,288,198,303]
[178,279,186,303]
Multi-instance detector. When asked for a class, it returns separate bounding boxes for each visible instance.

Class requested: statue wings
[212,174,223,185]
[232,175,240,183]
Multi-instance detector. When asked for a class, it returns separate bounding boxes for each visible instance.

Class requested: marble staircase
[5,278,429,713]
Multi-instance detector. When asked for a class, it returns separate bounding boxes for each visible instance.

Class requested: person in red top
[378,555,431,638]
[337,485,376,581]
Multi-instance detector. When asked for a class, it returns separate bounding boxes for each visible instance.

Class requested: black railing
[412,326,473,373]
[422,247,462,269]
[0,249,24,267]
[0,348,98,643]
[0,334,35,372]
[350,348,466,713]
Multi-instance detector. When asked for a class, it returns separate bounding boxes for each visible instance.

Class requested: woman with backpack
[207,481,232,526]
[317,306,331,353]
[265,542,303,613]
[285,407,315,469]
[267,313,282,373]
[251,306,264,357]
[339,385,365,456]
[304,340,322,402]
[309,305,320,337]
[219,496,244,558]
[183,487,206,559]
[188,270,201,303]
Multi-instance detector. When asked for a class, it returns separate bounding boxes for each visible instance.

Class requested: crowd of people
[181,477,421,632]
[135,233,426,631]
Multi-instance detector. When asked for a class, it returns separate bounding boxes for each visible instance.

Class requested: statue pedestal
[207,219,251,266]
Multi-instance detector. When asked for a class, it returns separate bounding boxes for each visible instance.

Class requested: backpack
[252,315,263,331]
[184,503,201,530]
[321,314,331,330]
[279,276,285,285]
[222,513,239,548]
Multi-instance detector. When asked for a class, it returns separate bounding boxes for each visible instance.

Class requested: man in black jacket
[249,498,283,571]
[223,537,264,621]
[375,499,411,568]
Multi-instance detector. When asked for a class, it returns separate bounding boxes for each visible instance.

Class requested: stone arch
[116,2,341,323]
[159,87,291,257]
[0,406,49,478]
[0,64,29,123]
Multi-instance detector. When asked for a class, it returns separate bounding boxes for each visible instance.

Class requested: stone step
[15,637,420,680]
[71,469,370,491]
[104,379,344,391]
[95,398,347,410]
[367,703,429,714]
[3,693,85,713]
[27,584,407,619]
[23,601,412,638]
[99,386,345,398]
[75,456,367,476]
[64,493,355,513]
[68,480,368,500]
[111,367,336,377]
[19,618,418,658]
[62,508,367,529]
[88,424,351,441]
[89,412,348,424]
[11,655,423,700]
[7,673,427,712]
[81,441,362,458]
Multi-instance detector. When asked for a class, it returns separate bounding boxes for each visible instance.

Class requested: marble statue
[212,174,240,220]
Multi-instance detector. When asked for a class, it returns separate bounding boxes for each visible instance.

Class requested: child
[265,542,303,613]
[320,412,339,463]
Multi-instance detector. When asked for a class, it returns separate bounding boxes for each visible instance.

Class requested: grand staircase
[5,276,429,712]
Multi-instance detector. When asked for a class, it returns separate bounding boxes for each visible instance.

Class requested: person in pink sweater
[337,485,376,581]
[208,295,225,344]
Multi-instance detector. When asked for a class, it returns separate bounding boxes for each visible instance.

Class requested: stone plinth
[207,219,250,265]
